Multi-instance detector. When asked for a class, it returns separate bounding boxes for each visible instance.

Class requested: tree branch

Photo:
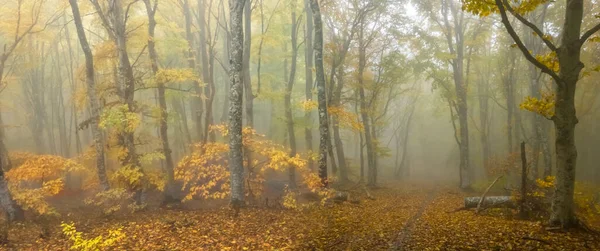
[581,23,600,44]
[502,0,557,51]
[495,0,563,86]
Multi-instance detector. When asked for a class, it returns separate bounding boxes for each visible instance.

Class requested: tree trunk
[310,0,329,187]
[243,0,253,128]
[357,25,375,187]
[304,0,314,171]
[229,0,246,210]
[143,0,178,203]
[547,0,585,228]
[198,0,216,143]
[285,4,299,189]
[183,0,204,141]
[69,0,109,191]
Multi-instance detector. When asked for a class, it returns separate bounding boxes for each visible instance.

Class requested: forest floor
[2,183,599,251]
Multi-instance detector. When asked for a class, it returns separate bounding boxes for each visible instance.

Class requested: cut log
[465,196,515,209]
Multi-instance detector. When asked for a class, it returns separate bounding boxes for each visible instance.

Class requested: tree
[303,0,315,171]
[0,0,52,222]
[309,0,329,187]
[142,0,178,203]
[229,0,246,210]
[90,0,143,203]
[69,0,109,191]
[464,0,600,228]
[284,0,301,189]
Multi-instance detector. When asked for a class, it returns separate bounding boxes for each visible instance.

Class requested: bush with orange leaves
[176,125,321,203]
[5,155,85,216]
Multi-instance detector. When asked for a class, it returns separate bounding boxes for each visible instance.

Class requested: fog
[0,0,599,249]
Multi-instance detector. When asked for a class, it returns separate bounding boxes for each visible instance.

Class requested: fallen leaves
[2,184,599,250]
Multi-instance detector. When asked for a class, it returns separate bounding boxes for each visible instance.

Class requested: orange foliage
[175,125,314,202]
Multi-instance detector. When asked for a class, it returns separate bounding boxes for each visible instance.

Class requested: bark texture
[310,0,329,187]
[70,0,109,191]
[229,0,246,208]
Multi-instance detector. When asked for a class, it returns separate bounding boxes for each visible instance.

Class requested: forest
[0,0,599,250]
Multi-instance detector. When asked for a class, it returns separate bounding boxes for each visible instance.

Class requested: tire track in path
[389,188,437,251]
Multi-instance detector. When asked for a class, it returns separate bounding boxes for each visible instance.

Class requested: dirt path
[389,188,437,250]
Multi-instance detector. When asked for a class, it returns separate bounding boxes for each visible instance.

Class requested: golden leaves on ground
[3,184,600,250]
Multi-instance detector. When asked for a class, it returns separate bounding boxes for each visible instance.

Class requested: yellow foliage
[84,188,133,216]
[462,0,549,16]
[535,51,559,73]
[176,125,310,201]
[328,106,364,132]
[153,68,198,85]
[6,155,84,215]
[282,186,298,210]
[61,222,125,251]
[519,92,555,119]
[300,100,318,111]
[99,104,141,133]
[8,151,36,168]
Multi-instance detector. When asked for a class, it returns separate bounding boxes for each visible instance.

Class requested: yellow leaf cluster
[61,222,125,251]
[519,92,555,118]
[300,100,318,111]
[153,68,197,85]
[84,188,133,216]
[176,125,311,201]
[462,0,548,16]
[328,106,364,132]
[6,155,84,215]
[535,51,559,73]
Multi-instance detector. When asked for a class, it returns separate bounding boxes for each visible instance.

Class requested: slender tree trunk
[243,0,253,127]
[310,0,329,187]
[229,0,246,210]
[358,25,375,187]
[69,0,109,191]
[183,0,204,141]
[285,4,299,189]
[143,0,178,203]
[304,0,314,171]
[198,0,216,143]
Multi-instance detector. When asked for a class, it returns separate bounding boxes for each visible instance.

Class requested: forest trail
[2,183,599,250]
[390,188,436,250]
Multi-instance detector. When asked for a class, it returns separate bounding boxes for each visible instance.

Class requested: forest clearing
[2,182,599,250]
[0,0,599,250]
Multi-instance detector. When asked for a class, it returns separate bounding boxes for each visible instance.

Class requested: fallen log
[464,196,515,209]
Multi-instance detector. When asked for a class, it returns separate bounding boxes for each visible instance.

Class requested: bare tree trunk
[441,0,471,189]
[183,0,204,141]
[143,0,178,203]
[198,0,216,143]
[69,0,109,191]
[285,4,299,189]
[304,0,314,171]
[243,1,253,127]
[229,0,246,210]
[310,0,329,187]
[357,24,375,187]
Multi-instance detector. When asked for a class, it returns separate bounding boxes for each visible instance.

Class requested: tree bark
[285,4,299,189]
[69,0,109,191]
[198,0,216,143]
[229,0,246,209]
[183,0,204,141]
[304,0,314,171]
[143,0,178,203]
[310,0,329,187]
